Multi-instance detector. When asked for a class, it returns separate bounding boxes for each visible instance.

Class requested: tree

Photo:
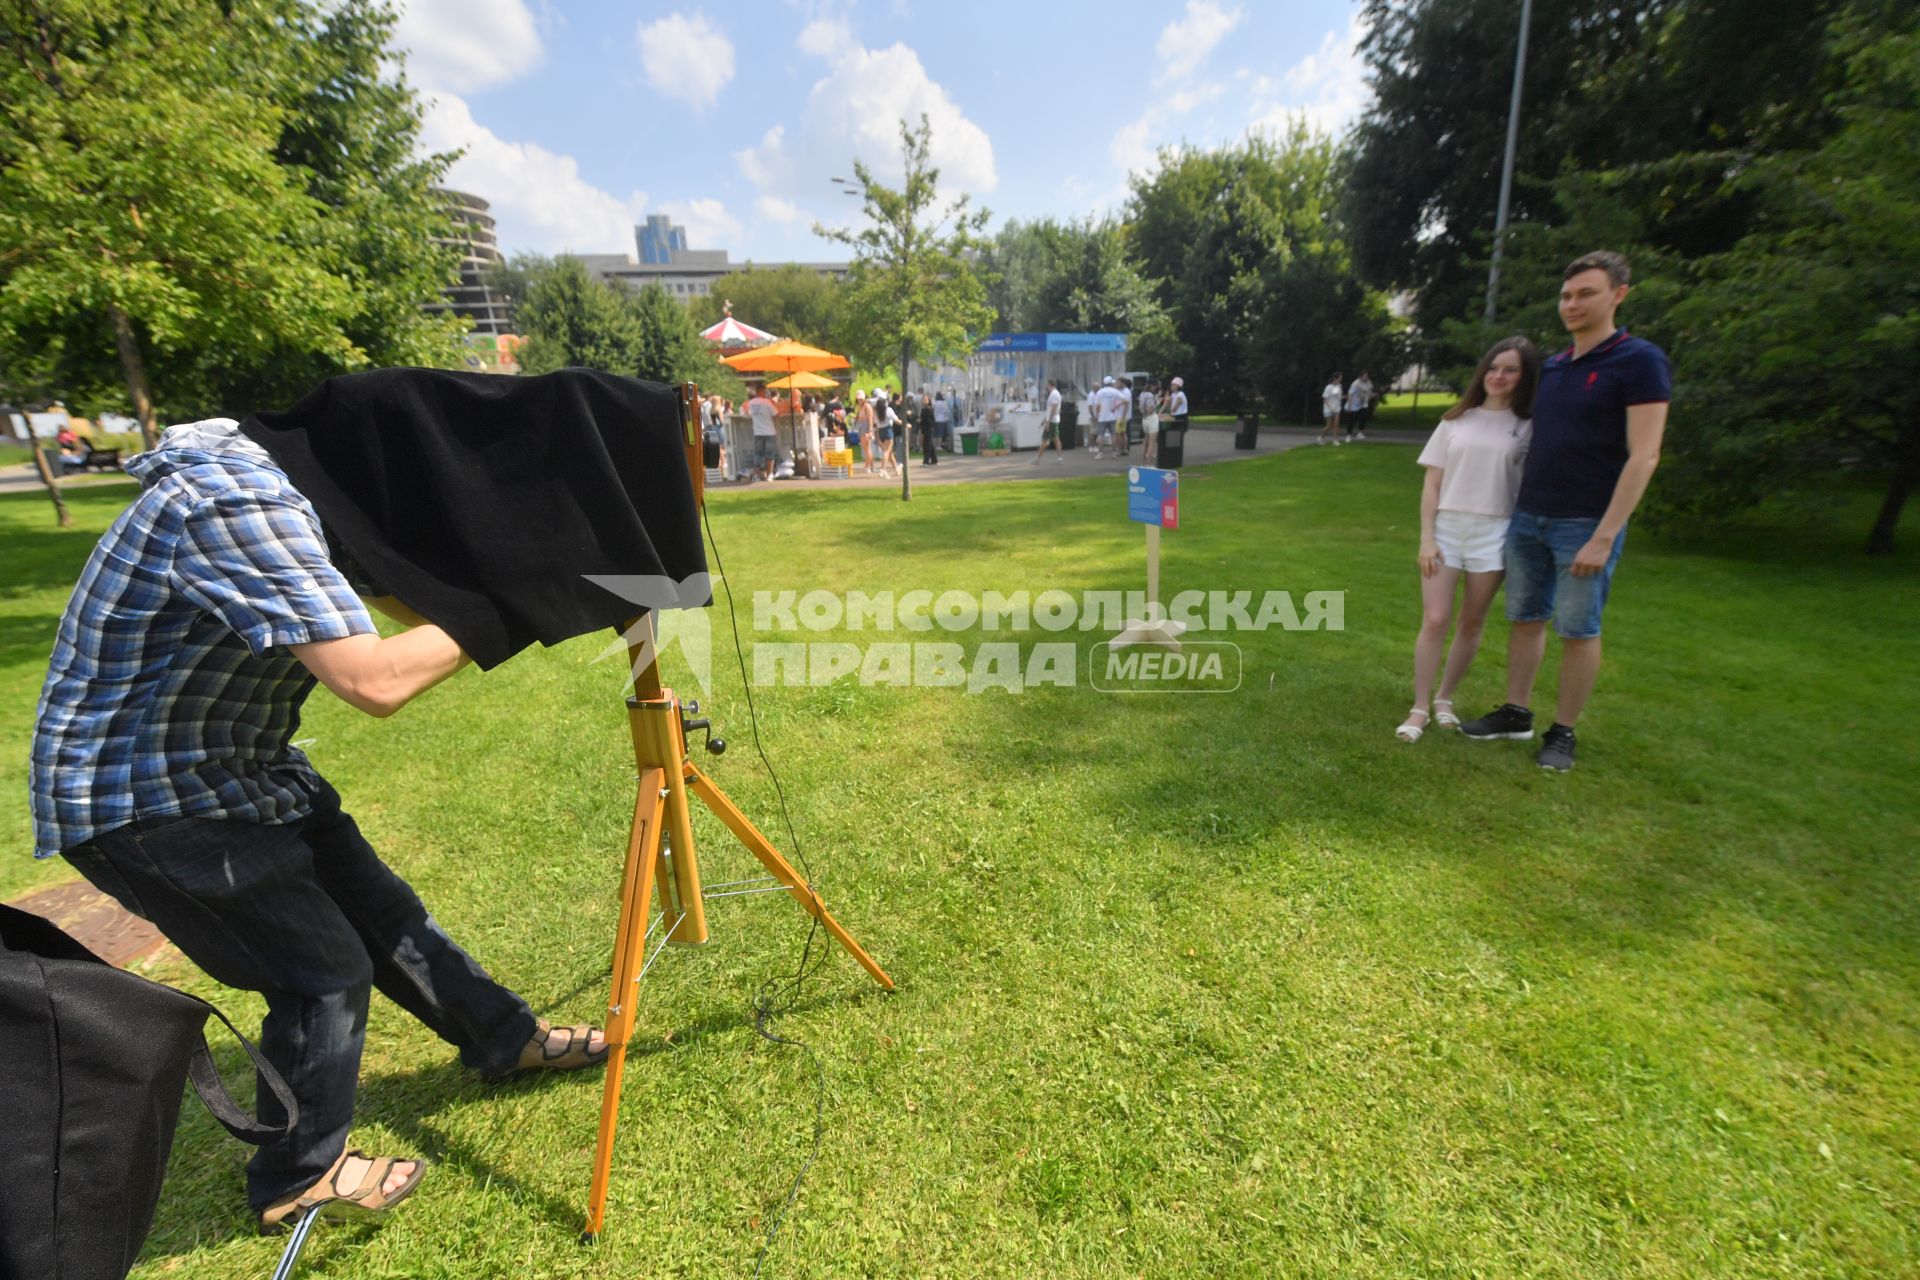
[0,2,351,446]
[0,1,470,443]
[1663,20,1920,554]
[816,115,994,500]
[690,264,844,350]
[979,218,1077,332]
[514,257,645,376]
[1346,0,1877,341]
[1130,127,1402,417]
[213,0,468,410]
[625,281,720,387]
[510,255,743,396]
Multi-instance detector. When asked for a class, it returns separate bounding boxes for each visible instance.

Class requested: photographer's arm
[293,602,469,718]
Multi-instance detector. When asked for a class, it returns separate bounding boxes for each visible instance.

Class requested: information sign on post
[1111,467,1187,650]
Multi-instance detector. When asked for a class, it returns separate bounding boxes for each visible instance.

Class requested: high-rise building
[637,214,688,265]
[428,189,514,337]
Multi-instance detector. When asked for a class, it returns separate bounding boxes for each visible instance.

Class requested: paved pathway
[711,424,1422,493]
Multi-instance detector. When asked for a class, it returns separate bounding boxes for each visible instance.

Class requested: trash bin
[960,431,980,456]
[1159,417,1188,469]
[1235,413,1259,450]
[1059,402,1080,451]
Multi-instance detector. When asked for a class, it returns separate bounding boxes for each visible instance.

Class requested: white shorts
[1434,510,1510,573]
[1143,414,1160,435]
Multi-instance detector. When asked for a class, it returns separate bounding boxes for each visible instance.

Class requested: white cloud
[419,92,645,254]
[1156,1,1243,85]
[735,40,996,205]
[660,198,743,249]
[1244,16,1370,140]
[393,0,542,93]
[756,196,805,225]
[637,12,735,110]
[1109,84,1225,178]
[797,17,853,58]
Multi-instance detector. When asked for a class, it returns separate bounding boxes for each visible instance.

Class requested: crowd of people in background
[700,375,1196,481]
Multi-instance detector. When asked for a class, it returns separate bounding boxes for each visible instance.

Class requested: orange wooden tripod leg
[683,763,895,991]
[584,770,667,1241]
[629,692,710,945]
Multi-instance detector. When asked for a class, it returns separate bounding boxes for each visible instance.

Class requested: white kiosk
[910,332,1128,451]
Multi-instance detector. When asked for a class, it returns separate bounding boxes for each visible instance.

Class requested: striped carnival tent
[699,303,777,350]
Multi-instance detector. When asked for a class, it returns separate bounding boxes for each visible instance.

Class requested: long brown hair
[1443,336,1540,420]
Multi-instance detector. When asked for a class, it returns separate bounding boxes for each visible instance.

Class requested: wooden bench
[80,446,120,471]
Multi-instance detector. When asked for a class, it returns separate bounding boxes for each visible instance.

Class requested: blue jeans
[62,779,535,1211]
[1503,510,1628,639]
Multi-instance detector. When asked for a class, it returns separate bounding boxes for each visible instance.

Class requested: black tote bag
[0,902,296,1280]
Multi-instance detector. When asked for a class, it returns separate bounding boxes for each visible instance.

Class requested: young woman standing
[1397,337,1540,742]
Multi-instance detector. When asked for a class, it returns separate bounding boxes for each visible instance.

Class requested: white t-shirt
[1046,388,1062,422]
[746,397,777,437]
[1323,383,1344,416]
[1095,387,1122,422]
[1417,407,1532,517]
[1347,381,1371,413]
[1138,391,1158,419]
[1168,388,1188,416]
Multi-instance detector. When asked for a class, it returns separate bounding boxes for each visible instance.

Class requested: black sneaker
[1460,703,1535,740]
[1537,724,1577,772]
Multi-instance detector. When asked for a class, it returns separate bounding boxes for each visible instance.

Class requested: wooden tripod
[582,390,895,1242]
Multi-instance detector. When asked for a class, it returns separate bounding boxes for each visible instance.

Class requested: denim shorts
[753,435,777,463]
[1503,510,1628,639]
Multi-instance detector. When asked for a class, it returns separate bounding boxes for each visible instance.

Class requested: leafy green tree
[816,114,994,499]
[690,264,844,351]
[624,281,722,387]
[214,0,468,409]
[510,255,743,396]
[1664,20,1920,554]
[1129,127,1401,417]
[978,218,1076,332]
[513,257,645,375]
[0,1,359,445]
[1347,0,1881,339]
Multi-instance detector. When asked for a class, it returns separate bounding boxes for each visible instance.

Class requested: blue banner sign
[978,332,1128,353]
[1127,466,1179,528]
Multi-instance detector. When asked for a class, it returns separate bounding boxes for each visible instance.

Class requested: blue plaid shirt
[29,421,375,858]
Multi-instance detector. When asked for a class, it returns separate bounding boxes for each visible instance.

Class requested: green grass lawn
[2,452,1915,1278]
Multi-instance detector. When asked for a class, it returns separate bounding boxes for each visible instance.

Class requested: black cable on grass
[700,500,832,1276]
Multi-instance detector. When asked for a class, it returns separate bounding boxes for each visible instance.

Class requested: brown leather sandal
[257,1147,427,1235]
[516,1020,611,1073]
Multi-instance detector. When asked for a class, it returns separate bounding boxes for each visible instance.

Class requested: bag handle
[185,997,299,1144]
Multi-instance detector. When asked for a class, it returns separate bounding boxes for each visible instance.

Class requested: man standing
[1035,379,1064,463]
[1345,372,1374,441]
[1461,251,1671,771]
[918,391,938,466]
[1114,378,1134,457]
[745,383,779,482]
[29,418,606,1231]
[932,391,951,454]
[1092,375,1120,458]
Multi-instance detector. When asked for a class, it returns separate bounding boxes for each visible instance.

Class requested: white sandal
[1395,708,1430,743]
[1434,699,1461,729]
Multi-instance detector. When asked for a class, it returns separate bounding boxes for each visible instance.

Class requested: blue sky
[401,1,1371,263]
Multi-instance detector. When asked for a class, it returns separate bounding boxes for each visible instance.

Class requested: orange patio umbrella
[721,339,851,377]
[766,371,842,390]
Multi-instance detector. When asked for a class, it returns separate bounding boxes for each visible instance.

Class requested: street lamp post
[1485,0,1534,321]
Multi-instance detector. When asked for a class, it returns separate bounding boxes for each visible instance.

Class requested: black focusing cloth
[241,367,707,670]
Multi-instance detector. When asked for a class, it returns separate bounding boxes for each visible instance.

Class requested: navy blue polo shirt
[1516,329,1671,519]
